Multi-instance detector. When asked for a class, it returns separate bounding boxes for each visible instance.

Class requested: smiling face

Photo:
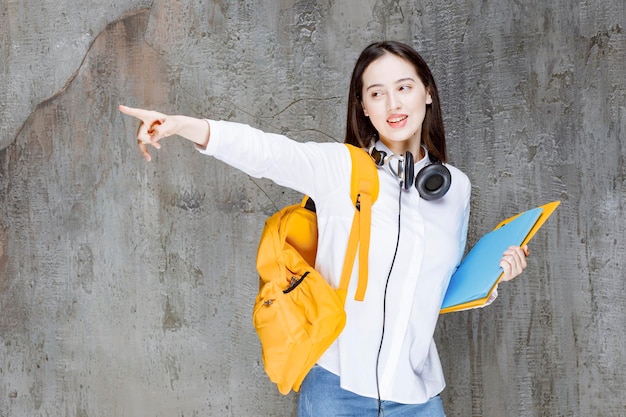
[360,53,432,157]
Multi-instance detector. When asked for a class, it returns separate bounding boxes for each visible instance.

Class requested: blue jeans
[297,365,446,417]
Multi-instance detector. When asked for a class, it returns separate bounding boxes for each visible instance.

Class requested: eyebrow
[365,77,416,91]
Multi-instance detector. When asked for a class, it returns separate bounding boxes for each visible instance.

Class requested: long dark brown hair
[344,41,447,163]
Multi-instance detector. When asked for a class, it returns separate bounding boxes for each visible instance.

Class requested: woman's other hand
[119,105,180,161]
[499,245,530,282]
[119,105,210,161]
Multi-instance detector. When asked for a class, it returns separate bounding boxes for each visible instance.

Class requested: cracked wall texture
[1,1,625,416]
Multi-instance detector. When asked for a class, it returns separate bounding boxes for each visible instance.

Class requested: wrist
[175,115,210,148]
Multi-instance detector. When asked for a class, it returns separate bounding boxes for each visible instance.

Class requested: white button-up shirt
[199,120,471,404]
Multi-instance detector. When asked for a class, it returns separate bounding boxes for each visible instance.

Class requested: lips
[387,114,408,127]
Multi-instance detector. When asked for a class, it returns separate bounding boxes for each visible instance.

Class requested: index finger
[118,105,155,121]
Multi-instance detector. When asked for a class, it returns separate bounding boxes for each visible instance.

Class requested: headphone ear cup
[370,147,386,166]
[415,162,451,200]
[403,151,414,190]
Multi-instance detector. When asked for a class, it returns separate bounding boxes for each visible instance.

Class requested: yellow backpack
[253,144,379,394]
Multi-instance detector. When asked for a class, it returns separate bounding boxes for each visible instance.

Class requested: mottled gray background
[1,1,624,416]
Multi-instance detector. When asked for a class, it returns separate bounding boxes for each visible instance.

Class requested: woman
[119,41,528,417]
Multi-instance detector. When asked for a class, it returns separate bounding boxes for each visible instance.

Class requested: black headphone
[369,146,452,200]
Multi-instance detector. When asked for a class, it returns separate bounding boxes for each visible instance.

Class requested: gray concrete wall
[0,1,624,416]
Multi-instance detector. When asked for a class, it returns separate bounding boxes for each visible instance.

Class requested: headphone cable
[375,185,403,417]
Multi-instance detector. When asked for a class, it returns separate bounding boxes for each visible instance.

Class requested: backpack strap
[339,144,379,301]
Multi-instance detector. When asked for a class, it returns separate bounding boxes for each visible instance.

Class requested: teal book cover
[440,201,560,314]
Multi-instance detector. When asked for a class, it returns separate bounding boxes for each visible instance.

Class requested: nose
[387,92,401,111]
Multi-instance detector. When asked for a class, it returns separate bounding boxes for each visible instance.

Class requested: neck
[379,138,423,160]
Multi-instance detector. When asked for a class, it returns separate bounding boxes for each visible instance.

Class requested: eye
[370,91,384,98]
[399,85,412,92]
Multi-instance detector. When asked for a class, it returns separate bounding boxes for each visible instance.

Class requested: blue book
[440,201,560,314]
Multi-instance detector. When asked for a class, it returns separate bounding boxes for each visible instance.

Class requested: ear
[426,90,433,105]
[362,102,369,117]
